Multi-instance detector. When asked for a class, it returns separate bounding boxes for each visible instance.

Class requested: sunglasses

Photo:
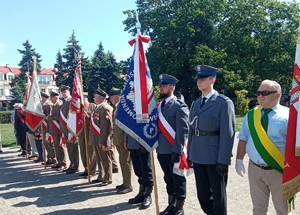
[257,90,278,96]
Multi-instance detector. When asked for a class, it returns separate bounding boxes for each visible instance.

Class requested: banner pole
[150,151,159,214]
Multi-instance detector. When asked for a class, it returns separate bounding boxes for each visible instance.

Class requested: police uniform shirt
[202,89,215,103]
[238,104,289,165]
[162,95,175,106]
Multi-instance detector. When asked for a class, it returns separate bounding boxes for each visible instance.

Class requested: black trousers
[193,163,228,215]
[129,149,153,187]
[157,153,186,200]
[16,130,26,151]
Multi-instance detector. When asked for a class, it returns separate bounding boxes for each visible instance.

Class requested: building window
[7,74,14,81]
[38,75,51,84]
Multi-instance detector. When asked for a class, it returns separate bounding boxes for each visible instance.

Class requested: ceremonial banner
[25,59,45,131]
[116,33,158,151]
[282,26,300,200]
[67,60,84,136]
[23,73,31,104]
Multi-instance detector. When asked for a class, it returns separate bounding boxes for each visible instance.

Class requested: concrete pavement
[0,137,299,215]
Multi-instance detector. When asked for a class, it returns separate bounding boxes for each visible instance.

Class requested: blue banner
[115,53,158,151]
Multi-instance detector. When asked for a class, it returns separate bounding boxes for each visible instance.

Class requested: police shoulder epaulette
[218,94,229,101]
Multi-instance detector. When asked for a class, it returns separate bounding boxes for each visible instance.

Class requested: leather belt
[193,129,220,136]
[250,160,272,170]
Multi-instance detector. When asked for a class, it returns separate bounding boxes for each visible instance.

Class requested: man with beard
[157,74,189,215]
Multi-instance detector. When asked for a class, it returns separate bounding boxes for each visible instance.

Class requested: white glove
[235,159,245,177]
[46,133,50,140]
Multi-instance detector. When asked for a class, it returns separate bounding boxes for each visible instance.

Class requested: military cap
[94,88,108,98]
[109,87,122,96]
[159,74,178,86]
[50,91,59,97]
[41,92,49,98]
[59,85,70,92]
[194,65,219,80]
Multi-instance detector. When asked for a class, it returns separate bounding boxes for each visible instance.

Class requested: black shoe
[18,151,26,156]
[62,168,70,172]
[99,181,112,186]
[66,169,78,174]
[159,205,176,215]
[128,194,144,204]
[116,184,125,190]
[51,163,61,168]
[113,168,119,173]
[79,172,88,177]
[139,195,152,210]
[91,179,103,183]
[117,186,133,194]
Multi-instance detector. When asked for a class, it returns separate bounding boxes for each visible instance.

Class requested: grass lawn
[0,115,245,148]
[0,123,17,147]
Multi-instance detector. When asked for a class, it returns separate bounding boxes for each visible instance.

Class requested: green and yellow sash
[248,106,284,173]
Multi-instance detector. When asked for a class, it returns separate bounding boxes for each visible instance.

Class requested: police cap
[194,65,219,80]
[159,74,178,86]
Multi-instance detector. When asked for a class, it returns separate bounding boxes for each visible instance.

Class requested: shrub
[0,111,13,124]
[235,90,249,116]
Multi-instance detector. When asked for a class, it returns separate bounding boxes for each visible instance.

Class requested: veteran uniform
[78,94,97,177]
[48,91,66,168]
[89,88,114,186]
[109,87,133,194]
[157,74,189,215]
[188,65,235,215]
[41,92,56,165]
[59,85,79,174]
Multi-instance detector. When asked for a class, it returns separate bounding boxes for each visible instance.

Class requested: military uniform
[48,92,65,168]
[78,102,97,176]
[187,65,235,215]
[109,87,132,193]
[157,74,189,215]
[89,88,114,185]
[41,95,56,164]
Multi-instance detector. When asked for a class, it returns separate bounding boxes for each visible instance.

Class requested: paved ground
[1,134,300,215]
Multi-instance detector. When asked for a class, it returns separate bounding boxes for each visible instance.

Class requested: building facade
[0,65,59,109]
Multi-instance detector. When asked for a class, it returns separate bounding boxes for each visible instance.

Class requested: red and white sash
[59,109,67,127]
[157,102,193,176]
[90,116,100,138]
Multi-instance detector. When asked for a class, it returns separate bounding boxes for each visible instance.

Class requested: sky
[1,0,299,69]
[0,0,138,69]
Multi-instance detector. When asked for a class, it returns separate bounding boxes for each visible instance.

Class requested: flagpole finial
[136,10,141,34]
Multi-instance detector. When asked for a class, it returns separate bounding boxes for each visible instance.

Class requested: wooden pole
[77,53,90,182]
[150,151,159,214]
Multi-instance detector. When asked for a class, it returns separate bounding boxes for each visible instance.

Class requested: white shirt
[238,104,289,165]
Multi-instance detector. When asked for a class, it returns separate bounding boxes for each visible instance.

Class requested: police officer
[126,134,153,210]
[187,65,235,215]
[157,74,189,215]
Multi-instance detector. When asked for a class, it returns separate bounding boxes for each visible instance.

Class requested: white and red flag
[67,59,84,136]
[24,59,45,131]
[129,32,151,123]
[25,58,45,131]
[23,71,32,104]
[282,26,300,200]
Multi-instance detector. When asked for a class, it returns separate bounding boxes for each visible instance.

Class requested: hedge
[0,111,13,124]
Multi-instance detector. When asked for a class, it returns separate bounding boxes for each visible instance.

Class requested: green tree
[10,40,42,103]
[54,50,64,87]
[88,42,119,99]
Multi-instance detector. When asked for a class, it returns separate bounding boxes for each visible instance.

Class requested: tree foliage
[10,40,42,103]
[123,0,300,106]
